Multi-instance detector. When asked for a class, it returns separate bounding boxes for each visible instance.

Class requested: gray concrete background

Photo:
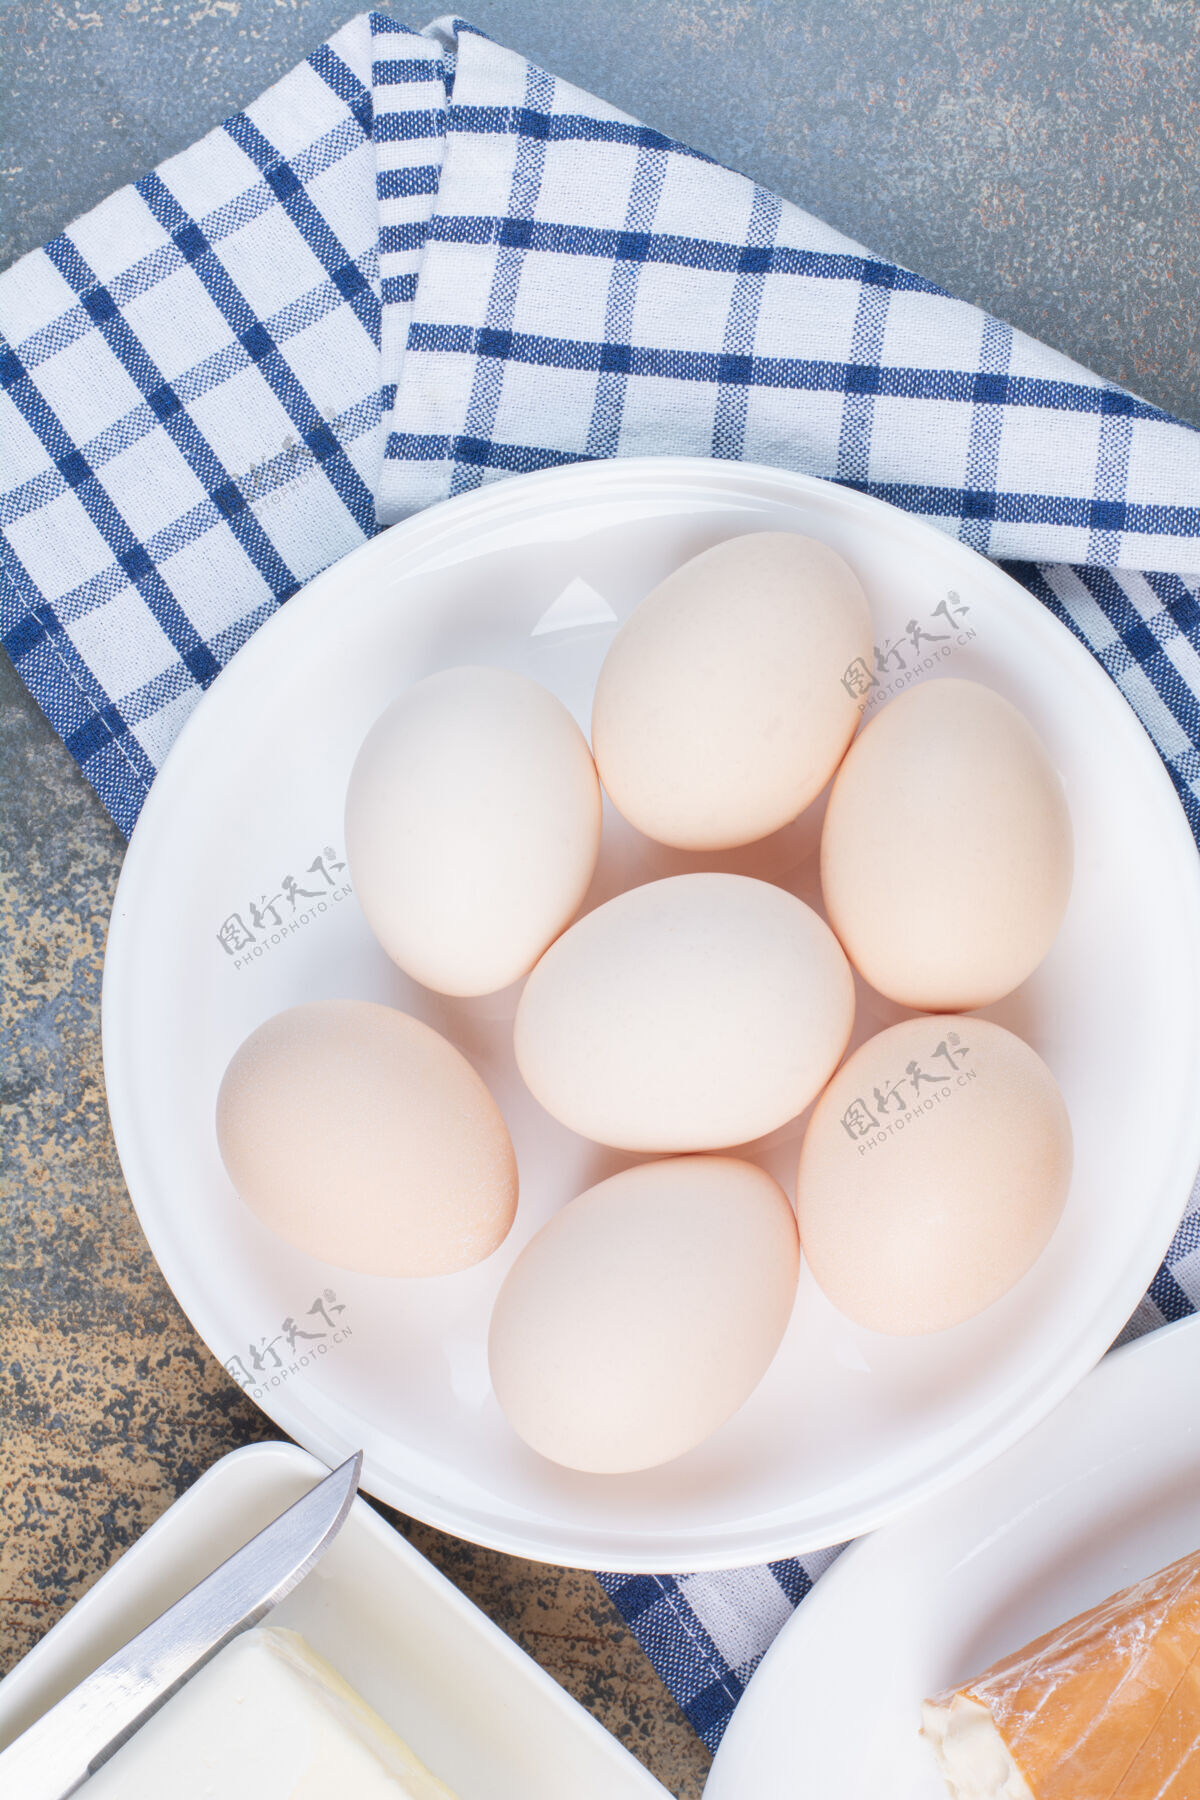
[2,5,1199,1797]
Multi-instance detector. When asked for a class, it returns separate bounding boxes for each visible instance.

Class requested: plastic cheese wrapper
[83,1624,457,1798]
[921,1546,1200,1799]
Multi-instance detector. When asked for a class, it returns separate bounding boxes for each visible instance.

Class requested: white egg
[821,678,1073,1009]
[489,1156,800,1473]
[795,1016,1072,1334]
[513,872,855,1151]
[216,1000,517,1276]
[345,666,602,997]
[592,531,873,849]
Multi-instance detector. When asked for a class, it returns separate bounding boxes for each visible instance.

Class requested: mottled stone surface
[2,4,1199,1797]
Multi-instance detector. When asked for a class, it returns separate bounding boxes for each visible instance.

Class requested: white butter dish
[0,1440,670,1799]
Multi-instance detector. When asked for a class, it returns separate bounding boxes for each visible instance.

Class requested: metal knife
[0,1449,362,1800]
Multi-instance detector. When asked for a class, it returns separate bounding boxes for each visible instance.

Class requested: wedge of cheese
[83,1625,457,1798]
[922,1547,1200,1799]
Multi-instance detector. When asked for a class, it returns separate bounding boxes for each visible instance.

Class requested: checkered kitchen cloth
[5,10,1200,1753]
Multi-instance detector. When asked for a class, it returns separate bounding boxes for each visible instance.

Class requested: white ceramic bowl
[102,457,1200,1572]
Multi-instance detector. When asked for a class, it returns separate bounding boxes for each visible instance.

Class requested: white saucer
[703,1313,1200,1797]
[102,456,1200,1571]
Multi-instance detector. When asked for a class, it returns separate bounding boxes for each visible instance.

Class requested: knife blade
[0,1449,362,1800]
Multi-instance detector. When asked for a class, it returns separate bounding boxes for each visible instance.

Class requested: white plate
[0,1441,669,1798]
[703,1313,1200,1797]
[102,456,1200,1572]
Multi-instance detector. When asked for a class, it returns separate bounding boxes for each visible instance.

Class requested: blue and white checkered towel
[4,10,1200,1754]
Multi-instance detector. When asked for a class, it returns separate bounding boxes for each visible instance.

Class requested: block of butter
[82,1624,457,1798]
[922,1546,1200,1799]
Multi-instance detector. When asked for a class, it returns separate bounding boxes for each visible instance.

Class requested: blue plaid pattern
[3,9,1200,1754]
